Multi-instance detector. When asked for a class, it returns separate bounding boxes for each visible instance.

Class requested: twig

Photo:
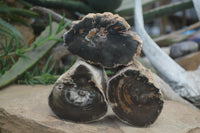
[143,0,193,23]
[24,0,94,14]
[123,0,193,25]
[154,22,200,43]
[115,0,157,16]
[134,0,186,89]
[31,6,75,28]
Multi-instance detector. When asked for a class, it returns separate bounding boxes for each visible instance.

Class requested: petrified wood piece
[107,60,164,127]
[64,12,142,68]
[49,59,108,123]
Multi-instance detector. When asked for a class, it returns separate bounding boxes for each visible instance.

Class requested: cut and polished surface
[107,61,164,127]
[49,65,107,123]
[108,70,163,127]
[64,13,142,68]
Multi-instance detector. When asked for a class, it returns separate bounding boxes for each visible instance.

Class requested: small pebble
[169,41,199,59]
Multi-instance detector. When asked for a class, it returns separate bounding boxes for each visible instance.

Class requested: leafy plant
[0,14,71,88]
[0,0,38,76]
[0,1,38,25]
[17,55,58,85]
[0,18,27,44]
[17,55,76,85]
[0,18,28,76]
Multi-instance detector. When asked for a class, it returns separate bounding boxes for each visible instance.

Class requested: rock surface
[176,51,200,70]
[14,24,35,46]
[169,41,199,59]
[0,85,200,133]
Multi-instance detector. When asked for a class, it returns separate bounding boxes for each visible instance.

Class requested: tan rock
[187,127,200,133]
[0,23,35,56]
[176,51,200,70]
[0,85,200,133]
[0,23,35,48]
[14,24,35,46]
[170,41,199,59]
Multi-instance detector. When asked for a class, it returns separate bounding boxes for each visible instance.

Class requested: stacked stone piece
[49,12,163,127]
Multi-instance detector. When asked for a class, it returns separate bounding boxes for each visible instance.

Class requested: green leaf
[48,13,53,36]
[106,70,115,76]
[10,56,16,64]
[15,48,24,54]
[0,18,27,46]
[0,4,38,18]
[59,20,71,33]
[0,36,15,56]
[40,73,57,84]
[16,0,32,8]
[47,60,56,73]
[62,21,71,29]
[8,37,15,52]
[32,35,49,48]
[42,55,53,74]
[0,27,17,37]
[0,40,6,53]
[0,22,67,88]
[56,14,65,34]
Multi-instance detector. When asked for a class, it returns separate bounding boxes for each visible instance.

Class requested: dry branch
[143,0,193,23]
[134,0,200,107]
[25,0,94,13]
[31,6,73,28]
[123,0,193,25]
[192,0,200,20]
[154,22,200,44]
[153,74,196,108]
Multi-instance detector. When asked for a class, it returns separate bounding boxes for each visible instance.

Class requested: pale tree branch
[154,21,200,43]
[134,0,200,107]
[134,0,185,89]
[153,74,196,109]
[192,0,200,20]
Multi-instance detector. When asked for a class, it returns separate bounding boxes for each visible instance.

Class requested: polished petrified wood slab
[64,12,142,68]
